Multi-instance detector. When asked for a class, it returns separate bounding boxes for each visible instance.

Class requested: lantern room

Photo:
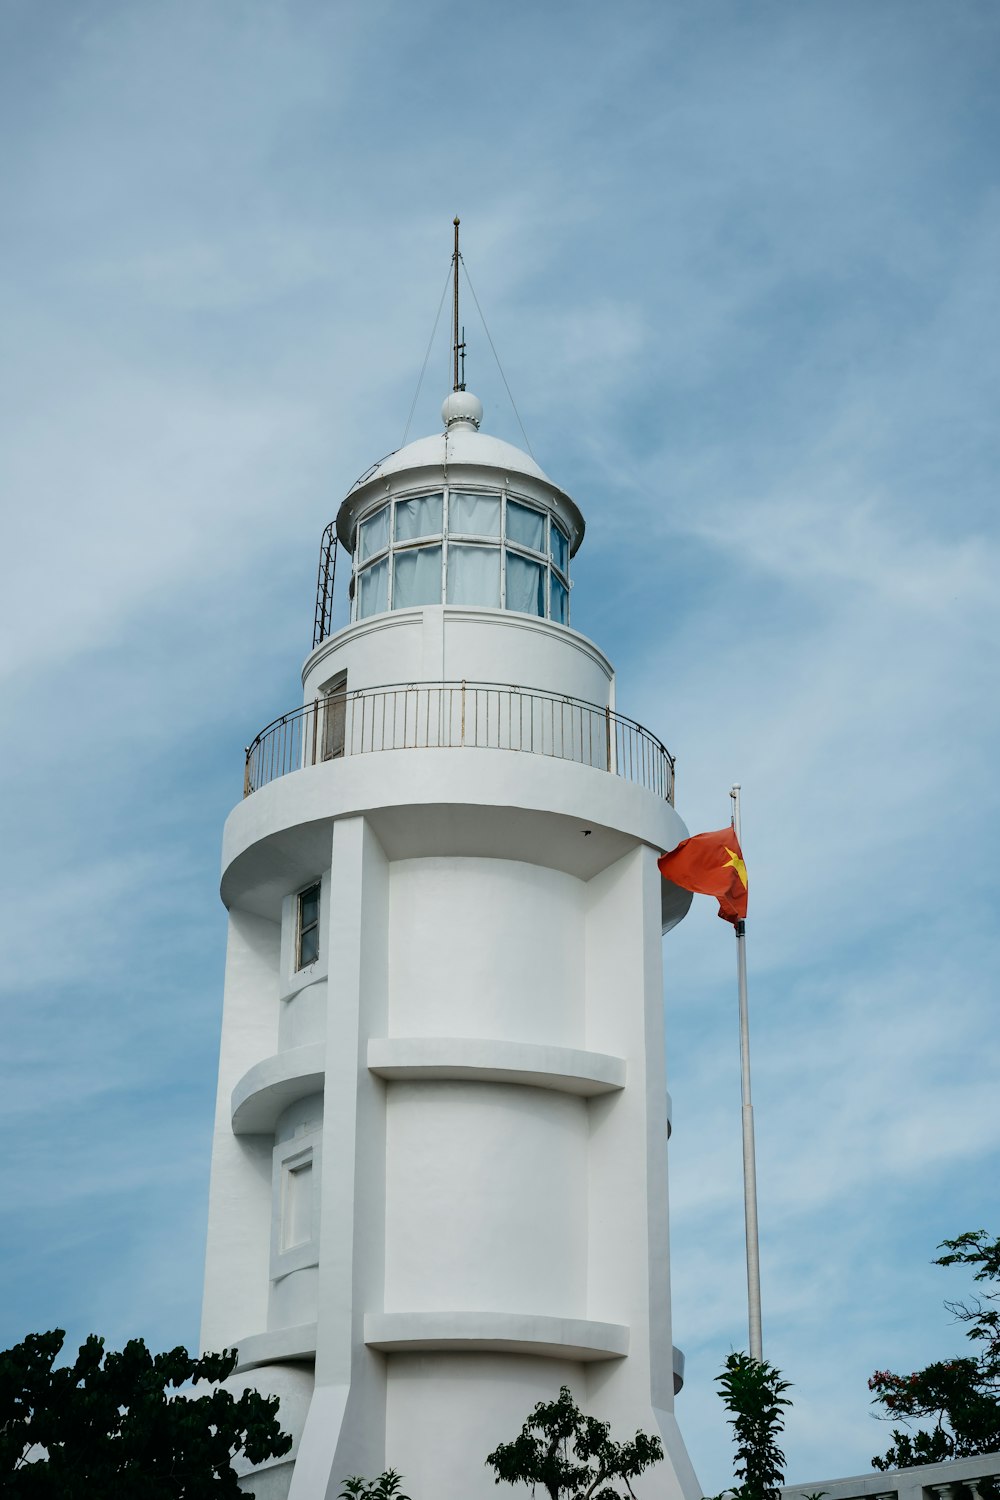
[335,389,585,625]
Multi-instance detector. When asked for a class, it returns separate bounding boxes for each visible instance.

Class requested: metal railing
[244,681,675,803]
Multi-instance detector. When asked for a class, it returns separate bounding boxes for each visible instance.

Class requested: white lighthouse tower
[200,255,700,1500]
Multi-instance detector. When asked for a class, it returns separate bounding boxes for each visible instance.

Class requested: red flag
[657,827,748,924]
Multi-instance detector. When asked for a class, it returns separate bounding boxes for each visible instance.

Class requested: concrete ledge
[781,1449,1000,1500]
[233,1323,317,1372]
[231,1045,326,1134]
[364,1311,629,1361]
[367,1038,626,1097]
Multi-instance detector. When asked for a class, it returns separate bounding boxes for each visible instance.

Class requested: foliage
[0,1328,292,1498]
[339,1471,412,1500]
[709,1352,791,1500]
[485,1384,663,1500]
[869,1230,1000,1470]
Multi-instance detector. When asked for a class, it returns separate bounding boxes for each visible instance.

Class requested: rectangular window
[297,883,321,969]
[446,544,501,606]
[322,675,347,760]
[507,499,545,554]
[281,1155,314,1251]
[505,551,546,617]
[551,574,569,624]
[395,492,443,542]
[358,505,390,561]
[393,544,442,608]
[551,523,569,576]
[450,491,501,537]
[358,556,388,617]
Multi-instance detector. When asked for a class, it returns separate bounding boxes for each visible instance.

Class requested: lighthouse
[200,250,701,1500]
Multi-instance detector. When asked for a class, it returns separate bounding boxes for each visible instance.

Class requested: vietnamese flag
[657,827,748,924]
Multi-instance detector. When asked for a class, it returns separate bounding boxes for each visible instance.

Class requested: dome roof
[356,425,555,491]
[337,390,584,555]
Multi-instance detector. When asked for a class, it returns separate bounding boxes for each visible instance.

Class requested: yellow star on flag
[724,846,748,889]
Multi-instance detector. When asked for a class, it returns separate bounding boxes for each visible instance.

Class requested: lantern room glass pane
[358,557,388,617]
[359,505,389,561]
[506,552,546,617]
[393,545,442,608]
[551,574,568,624]
[396,492,443,543]
[446,544,501,606]
[450,491,501,537]
[507,500,545,553]
[551,523,569,576]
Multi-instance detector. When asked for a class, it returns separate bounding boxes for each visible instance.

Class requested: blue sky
[1,1,999,1490]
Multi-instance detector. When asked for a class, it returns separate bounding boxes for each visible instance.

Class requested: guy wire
[402,262,453,447]
[460,260,535,459]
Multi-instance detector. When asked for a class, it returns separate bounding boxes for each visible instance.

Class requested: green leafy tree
[869,1230,1000,1471]
[485,1384,663,1500]
[339,1472,412,1500]
[0,1328,292,1498]
[709,1352,791,1500]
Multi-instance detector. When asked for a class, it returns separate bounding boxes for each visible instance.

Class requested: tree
[339,1473,412,1500]
[710,1352,791,1500]
[869,1230,1000,1471]
[485,1384,664,1500]
[0,1328,292,1498]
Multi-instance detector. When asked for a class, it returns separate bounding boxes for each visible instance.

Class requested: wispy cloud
[1,0,998,1492]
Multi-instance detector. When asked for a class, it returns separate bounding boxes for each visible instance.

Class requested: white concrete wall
[384,1080,588,1315]
[301,606,613,708]
[201,908,280,1354]
[204,533,697,1500]
[384,1354,587,1500]
[387,857,584,1044]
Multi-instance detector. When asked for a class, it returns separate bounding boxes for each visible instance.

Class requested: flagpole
[730,783,763,1362]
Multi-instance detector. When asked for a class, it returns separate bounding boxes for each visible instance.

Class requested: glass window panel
[446,544,501,607]
[298,925,319,967]
[507,499,545,553]
[450,491,501,537]
[393,544,442,608]
[300,887,320,929]
[506,551,546,617]
[551,523,569,575]
[359,505,389,561]
[358,557,388,617]
[551,574,568,624]
[395,492,443,543]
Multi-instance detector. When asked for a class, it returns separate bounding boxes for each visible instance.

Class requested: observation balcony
[243,681,675,804]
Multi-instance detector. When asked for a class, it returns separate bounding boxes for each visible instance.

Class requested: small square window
[297,883,321,970]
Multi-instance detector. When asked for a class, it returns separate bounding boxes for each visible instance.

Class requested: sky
[1,0,998,1490]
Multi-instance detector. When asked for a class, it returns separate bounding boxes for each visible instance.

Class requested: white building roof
[357,427,554,491]
[337,390,584,554]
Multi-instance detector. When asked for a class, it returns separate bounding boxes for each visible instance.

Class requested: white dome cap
[441,389,483,430]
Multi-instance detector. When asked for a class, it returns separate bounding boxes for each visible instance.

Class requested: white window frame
[351,485,571,625]
[270,1133,322,1282]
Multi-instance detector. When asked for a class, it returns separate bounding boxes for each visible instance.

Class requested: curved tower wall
[200,405,699,1500]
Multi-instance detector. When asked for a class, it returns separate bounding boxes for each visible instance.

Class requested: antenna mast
[452,217,465,391]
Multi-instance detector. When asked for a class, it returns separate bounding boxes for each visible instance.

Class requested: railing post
[461,679,466,746]
[243,750,251,799]
[605,706,612,774]
[311,697,319,766]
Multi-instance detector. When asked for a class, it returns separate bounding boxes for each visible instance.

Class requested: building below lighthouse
[200,360,700,1499]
